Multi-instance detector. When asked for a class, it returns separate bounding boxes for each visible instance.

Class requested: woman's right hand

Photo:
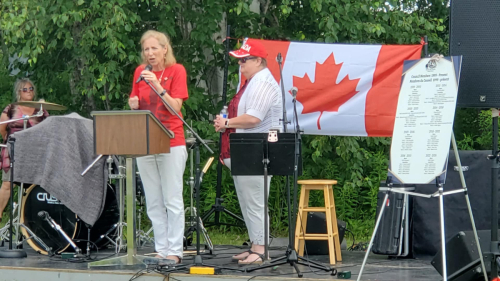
[128,96,139,110]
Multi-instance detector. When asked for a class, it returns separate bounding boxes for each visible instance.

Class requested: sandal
[238,250,266,265]
[231,250,251,262]
[165,255,182,264]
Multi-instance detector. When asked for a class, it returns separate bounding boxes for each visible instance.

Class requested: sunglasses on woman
[239,57,258,63]
[22,87,34,92]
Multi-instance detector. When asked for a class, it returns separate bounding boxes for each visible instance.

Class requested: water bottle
[219,106,228,133]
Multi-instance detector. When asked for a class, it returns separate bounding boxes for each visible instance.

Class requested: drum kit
[0,101,217,258]
[0,101,118,256]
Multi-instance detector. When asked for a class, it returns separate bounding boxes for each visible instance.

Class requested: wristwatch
[224,119,230,128]
[160,89,167,97]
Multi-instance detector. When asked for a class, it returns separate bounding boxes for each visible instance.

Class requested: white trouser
[137,146,187,258]
[223,158,271,245]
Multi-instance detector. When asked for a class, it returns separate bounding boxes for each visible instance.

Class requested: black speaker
[431,230,494,281]
[450,0,500,107]
[303,212,346,255]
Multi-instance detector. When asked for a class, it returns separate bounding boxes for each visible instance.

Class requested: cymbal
[14,101,67,111]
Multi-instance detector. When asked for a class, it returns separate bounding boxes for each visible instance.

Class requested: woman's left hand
[213,115,227,132]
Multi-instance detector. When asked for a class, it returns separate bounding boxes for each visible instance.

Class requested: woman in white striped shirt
[214,40,282,265]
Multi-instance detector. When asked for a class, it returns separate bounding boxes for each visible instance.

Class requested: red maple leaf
[294,53,360,130]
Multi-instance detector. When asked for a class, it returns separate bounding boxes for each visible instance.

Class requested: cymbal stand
[136,176,154,247]
[81,155,126,253]
[9,106,43,247]
[0,109,44,248]
[108,156,126,253]
[0,202,17,244]
[184,148,214,253]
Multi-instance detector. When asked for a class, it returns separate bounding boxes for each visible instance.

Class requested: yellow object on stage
[189,266,215,275]
[295,179,342,265]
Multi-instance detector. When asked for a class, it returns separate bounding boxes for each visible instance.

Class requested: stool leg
[298,188,310,257]
[324,185,336,265]
[295,185,307,253]
[329,185,342,262]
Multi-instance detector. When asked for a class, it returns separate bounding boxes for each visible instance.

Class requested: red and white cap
[229,39,268,59]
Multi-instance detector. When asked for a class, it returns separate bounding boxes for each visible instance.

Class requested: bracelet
[160,89,167,97]
[224,119,230,128]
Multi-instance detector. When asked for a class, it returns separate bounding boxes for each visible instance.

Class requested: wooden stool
[294,179,342,265]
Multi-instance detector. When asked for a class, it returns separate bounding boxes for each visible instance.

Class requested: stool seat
[297,179,338,185]
[295,179,342,265]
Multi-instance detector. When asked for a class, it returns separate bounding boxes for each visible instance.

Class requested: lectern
[88,110,173,267]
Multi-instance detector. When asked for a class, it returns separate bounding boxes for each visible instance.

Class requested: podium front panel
[94,115,148,155]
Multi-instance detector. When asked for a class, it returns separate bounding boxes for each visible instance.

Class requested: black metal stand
[486,115,500,279]
[0,137,27,258]
[201,25,246,229]
[245,99,335,278]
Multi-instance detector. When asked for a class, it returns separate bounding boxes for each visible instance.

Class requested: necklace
[159,67,166,83]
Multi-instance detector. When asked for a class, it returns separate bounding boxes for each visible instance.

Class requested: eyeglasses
[239,57,258,63]
[22,87,34,92]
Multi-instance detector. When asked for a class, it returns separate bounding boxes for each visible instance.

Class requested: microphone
[290,87,298,99]
[38,211,48,219]
[135,64,153,83]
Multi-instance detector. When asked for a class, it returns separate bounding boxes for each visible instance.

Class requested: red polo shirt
[130,64,189,147]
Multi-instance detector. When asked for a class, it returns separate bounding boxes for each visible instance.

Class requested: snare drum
[20,184,119,255]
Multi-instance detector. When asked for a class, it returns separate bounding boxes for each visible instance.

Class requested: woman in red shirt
[128,30,188,264]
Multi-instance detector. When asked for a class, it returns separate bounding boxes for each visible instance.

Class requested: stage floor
[0,241,441,281]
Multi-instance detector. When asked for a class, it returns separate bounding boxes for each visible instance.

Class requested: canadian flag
[237,39,422,137]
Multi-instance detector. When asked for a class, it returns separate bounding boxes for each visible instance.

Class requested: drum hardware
[135,177,154,247]
[17,222,53,255]
[82,155,126,253]
[0,202,17,243]
[94,223,118,247]
[183,153,214,254]
[0,137,27,258]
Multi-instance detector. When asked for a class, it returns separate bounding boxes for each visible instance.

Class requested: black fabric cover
[412,150,495,257]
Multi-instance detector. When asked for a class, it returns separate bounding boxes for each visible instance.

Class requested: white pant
[223,158,271,245]
[137,146,187,258]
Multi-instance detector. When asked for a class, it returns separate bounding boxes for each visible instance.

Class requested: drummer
[0,78,49,223]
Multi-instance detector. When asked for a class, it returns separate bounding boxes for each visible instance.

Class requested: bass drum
[20,184,119,255]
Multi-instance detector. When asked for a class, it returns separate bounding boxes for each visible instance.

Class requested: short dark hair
[260,58,267,68]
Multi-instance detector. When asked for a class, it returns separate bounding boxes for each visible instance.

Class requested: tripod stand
[184,144,214,253]
[201,25,246,229]
[244,98,335,278]
[0,138,27,258]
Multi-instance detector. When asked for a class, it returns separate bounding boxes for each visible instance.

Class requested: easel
[357,55,488,281]
[358,134,488,281]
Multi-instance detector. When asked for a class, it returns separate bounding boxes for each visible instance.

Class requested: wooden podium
[88,110,173,267]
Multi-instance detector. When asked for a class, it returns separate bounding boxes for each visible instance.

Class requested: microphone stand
[143,79,213,155]
[142,78,241,272]
[246,54,335,277]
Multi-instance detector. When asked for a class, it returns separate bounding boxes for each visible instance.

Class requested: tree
[0,0,450,238]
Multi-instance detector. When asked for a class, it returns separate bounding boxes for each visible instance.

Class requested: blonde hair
[140,30,176,67]
[14,78,36,102]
